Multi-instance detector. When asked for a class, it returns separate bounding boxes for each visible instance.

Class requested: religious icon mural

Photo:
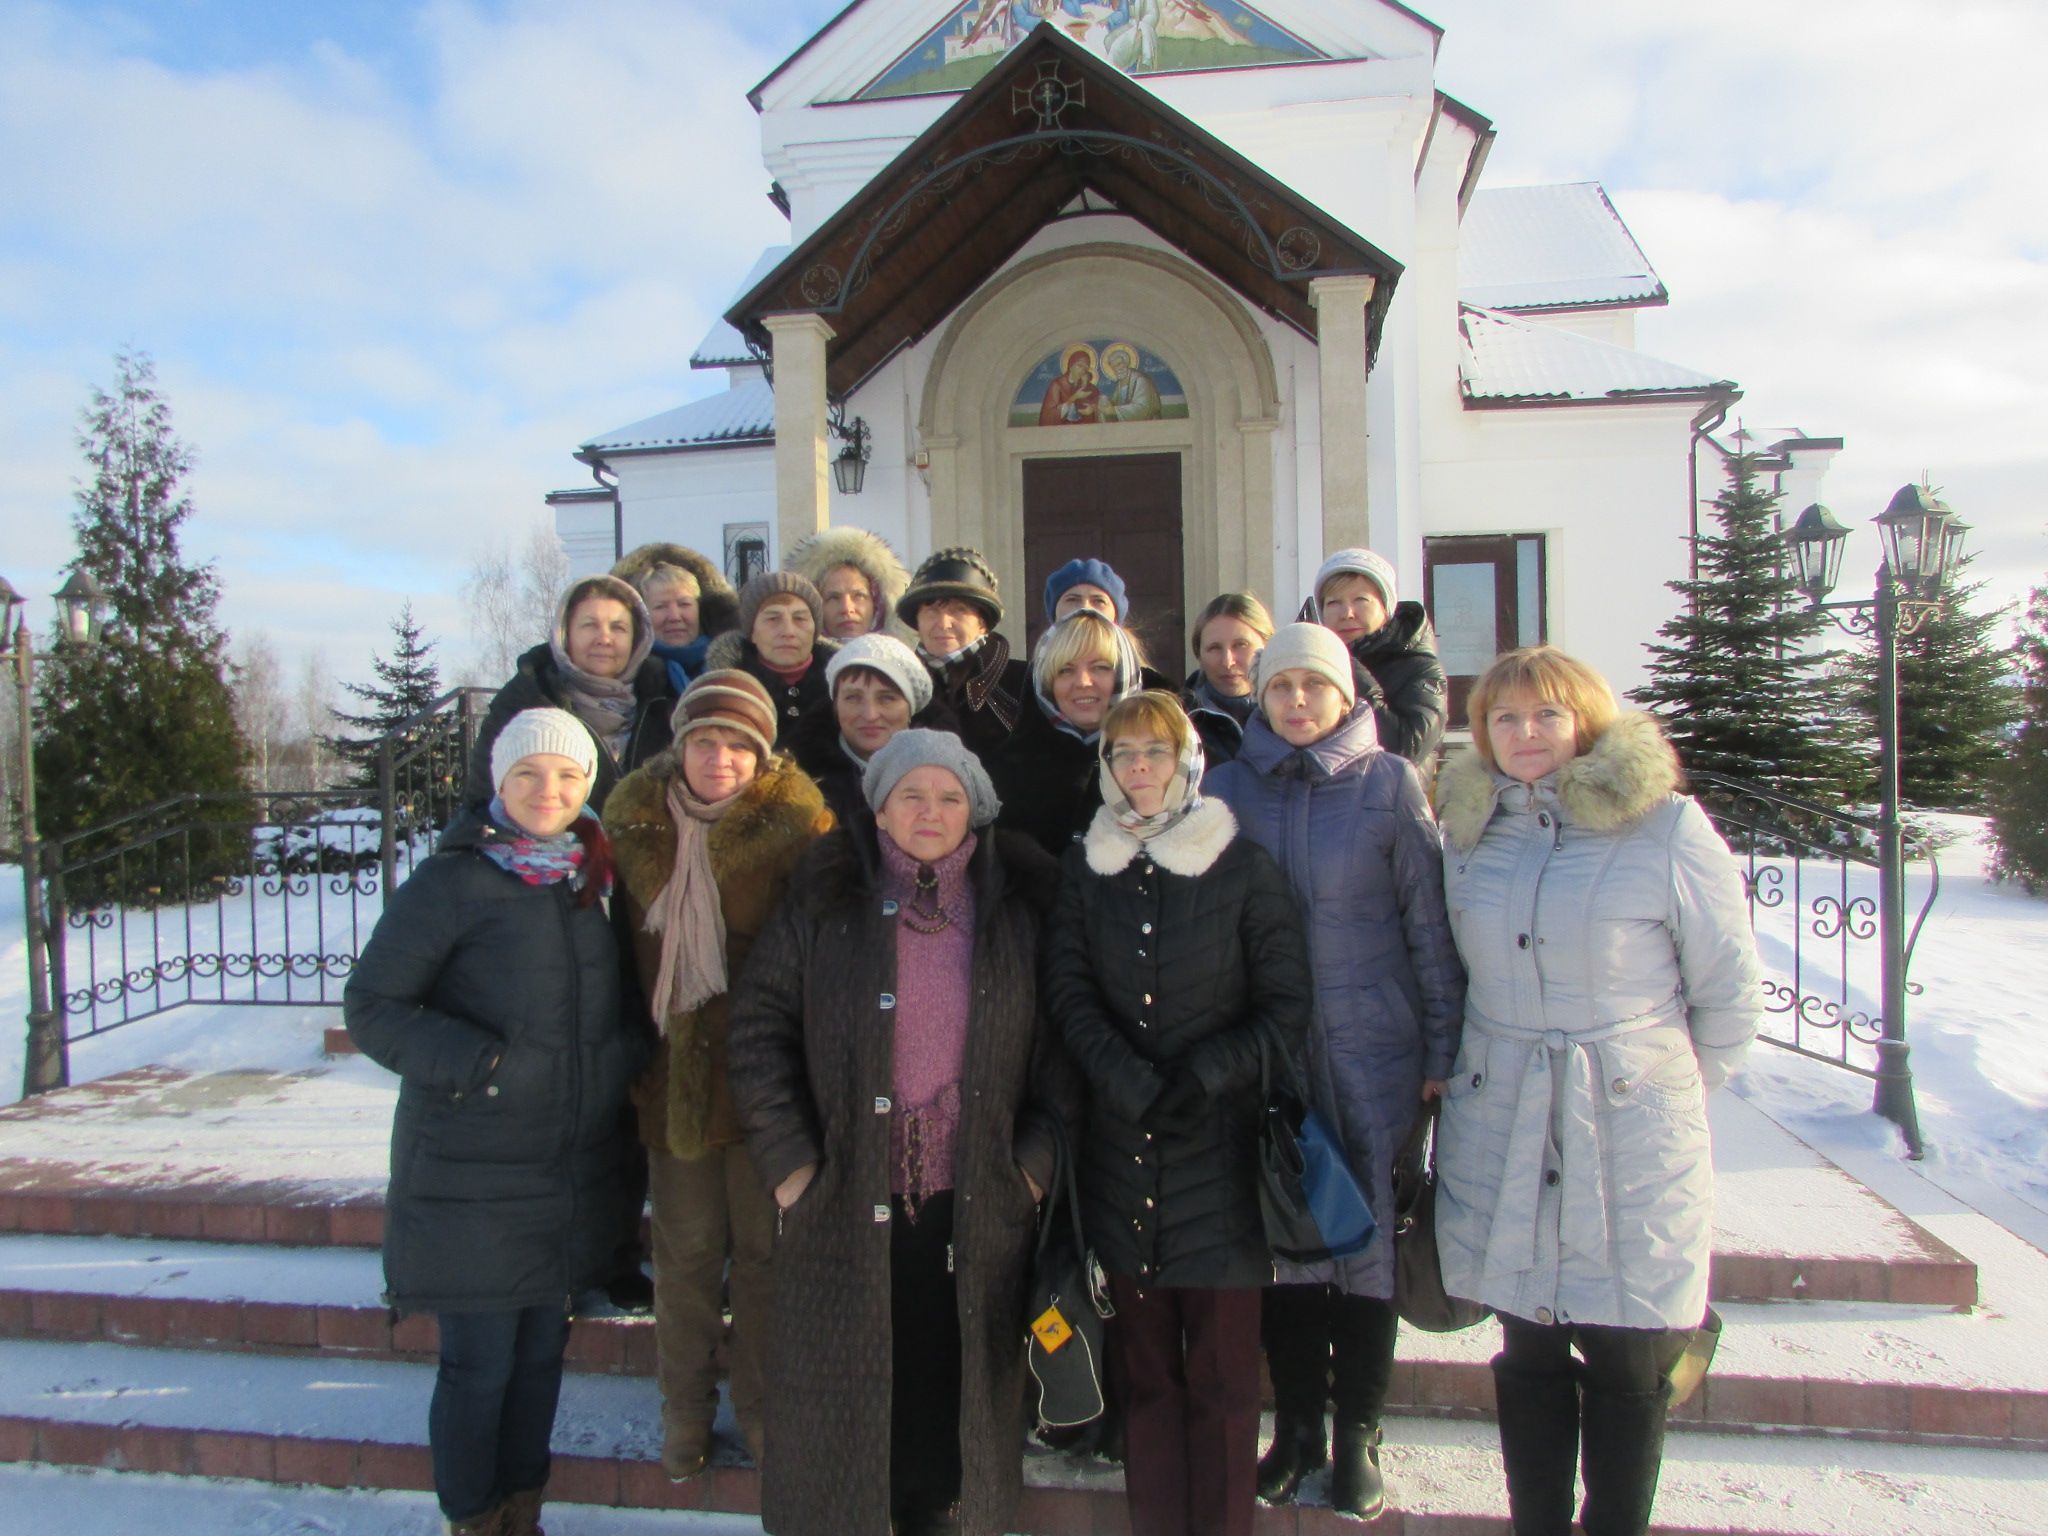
[1012,340,1189,427]
[859,2,1328,101]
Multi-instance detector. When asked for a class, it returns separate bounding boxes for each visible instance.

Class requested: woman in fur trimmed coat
[602,670,834,1480]
[1434,646,1760,1536]
[783,525,914,644]
[1043,691,1310,1536]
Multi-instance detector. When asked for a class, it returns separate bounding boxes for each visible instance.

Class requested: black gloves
[1145,1065,1209,1133]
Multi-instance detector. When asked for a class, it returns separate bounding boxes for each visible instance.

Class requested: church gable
[858,2,1329,101]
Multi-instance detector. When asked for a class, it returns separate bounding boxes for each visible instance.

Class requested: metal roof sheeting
[690,245,793,369]
[581,377,776,452]
[1459,182,1665,311]
[1459,305,1732,404]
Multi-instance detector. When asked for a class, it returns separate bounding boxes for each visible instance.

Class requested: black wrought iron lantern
[1875,483,1953,592]
[54,570,107,648]
[1781,503,1850,605]
[833,415,871,497]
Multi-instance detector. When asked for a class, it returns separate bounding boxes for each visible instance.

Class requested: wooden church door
[1021,453,1184,671]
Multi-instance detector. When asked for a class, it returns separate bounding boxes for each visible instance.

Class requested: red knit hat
[671,669,777,760]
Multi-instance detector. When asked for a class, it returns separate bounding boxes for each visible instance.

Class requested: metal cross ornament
[1014,62,1084,130]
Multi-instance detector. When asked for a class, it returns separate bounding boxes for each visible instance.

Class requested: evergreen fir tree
[1987,577,2048,892]
[326,604,461,823]
[1630,452,1857,811]
[1839,552,2016,811]
[34,350,249,904]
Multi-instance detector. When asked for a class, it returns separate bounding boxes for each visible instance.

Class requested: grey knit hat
[738,571,824,637]
[490,708,598,794]
[1253,622,1358,709]
[1313,547,1398,610]
[863,728,1002,828]
[826,633,934,714]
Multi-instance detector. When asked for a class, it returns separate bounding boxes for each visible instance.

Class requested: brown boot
[662,1418,713,1481]
[501,1487,546,1536]
[444,1504,507,1536]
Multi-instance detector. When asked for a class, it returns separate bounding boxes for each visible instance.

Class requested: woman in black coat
[1043,691,1311,1536]
[345,708,644,1536]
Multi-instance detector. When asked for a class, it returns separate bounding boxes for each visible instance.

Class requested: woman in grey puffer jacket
[1202,624,1464,1522]
[1434,646,1760,1536]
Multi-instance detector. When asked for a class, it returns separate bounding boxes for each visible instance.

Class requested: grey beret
[862,728,1001,828]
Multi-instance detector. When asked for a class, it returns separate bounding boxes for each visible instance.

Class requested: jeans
[429,1303,572,1521]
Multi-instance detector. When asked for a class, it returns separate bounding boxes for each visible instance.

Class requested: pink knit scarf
[879,832,978,1213]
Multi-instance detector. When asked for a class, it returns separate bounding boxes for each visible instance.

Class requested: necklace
[901,863,952,934]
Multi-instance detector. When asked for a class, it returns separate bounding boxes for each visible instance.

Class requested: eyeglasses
[1105,744,1175,769]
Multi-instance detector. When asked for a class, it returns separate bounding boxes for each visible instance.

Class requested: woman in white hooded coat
[1433,646,1760,1536]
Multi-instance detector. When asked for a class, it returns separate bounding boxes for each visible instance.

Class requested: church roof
[1458,305,1734,406]
[690,246,793,369]
[579,378,775,455]
[1458,182,1666,312]
[728,25,1403,398]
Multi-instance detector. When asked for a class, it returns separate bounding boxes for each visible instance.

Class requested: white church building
[549,0,1834,723]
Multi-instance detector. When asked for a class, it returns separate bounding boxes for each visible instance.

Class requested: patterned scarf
[479,798,605,894]
[1098,731,1207,842]
[922,633,1022,733]
[644,775,737,1029]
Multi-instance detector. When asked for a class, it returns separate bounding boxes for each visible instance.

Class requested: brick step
[322,1025,356,1056]
[0,1184,1966,1306]
[0,1236,2036,1449]
[3,1338,2042,1536]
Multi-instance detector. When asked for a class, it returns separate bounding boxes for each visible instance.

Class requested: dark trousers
[891,1190,963,1523]
[429,1303,572,1521]
[1108,1277,1262,1536]
[1496,1313,1675,1394]
[1262,1283,1399,1426]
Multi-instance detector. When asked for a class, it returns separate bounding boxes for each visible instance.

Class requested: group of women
[344,528,1761,1536]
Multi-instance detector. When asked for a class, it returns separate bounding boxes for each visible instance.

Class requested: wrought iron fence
[1693,771,1939,1087]
[39,688,491,1040]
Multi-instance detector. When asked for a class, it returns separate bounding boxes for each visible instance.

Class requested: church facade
[551,0,1827,720]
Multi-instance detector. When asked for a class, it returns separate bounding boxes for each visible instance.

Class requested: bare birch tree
[464,525,572,680]
[230,631,292,791]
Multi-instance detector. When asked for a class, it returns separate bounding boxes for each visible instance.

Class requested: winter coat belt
[1464,1002,1692,1280]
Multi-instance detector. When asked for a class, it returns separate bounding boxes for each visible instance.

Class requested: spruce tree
[1630,452,1856,812]
[33,351,249,904]
[1987,577,2048,892]
[1839,551,2016,812]
[327,604,458,822]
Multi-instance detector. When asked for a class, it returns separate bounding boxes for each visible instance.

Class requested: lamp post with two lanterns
[1778,484,1965,1158]
[1,569,108,1098]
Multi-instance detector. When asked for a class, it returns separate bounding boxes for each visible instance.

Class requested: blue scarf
[651,635,711,696]
[479,797,606,895]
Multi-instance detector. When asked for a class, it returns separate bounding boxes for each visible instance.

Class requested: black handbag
[1026,1124,1114,1430]
[1258,1038,1375,1264]
[1391,1101,1488,1332]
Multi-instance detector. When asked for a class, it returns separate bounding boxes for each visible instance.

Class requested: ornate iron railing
[1693,771,1939,1100]
[39,688,491,1040]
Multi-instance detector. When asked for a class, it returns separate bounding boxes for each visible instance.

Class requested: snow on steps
[0,1231,2037,1449]
[1,1336,2043,1536]
[0,1070,1981,1306]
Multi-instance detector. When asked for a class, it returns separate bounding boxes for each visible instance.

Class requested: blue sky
[3,0,2041,689]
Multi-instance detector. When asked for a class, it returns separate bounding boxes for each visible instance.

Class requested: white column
[1311,275,1378,554]
[765,313,836,558]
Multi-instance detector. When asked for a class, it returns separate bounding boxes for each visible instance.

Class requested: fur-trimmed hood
[611,541,740,638]
[604,751,831,901]
[1082,796,1238,877]
[1436,710,1682,852]
[702,631,840,676]
[783,525,914,643]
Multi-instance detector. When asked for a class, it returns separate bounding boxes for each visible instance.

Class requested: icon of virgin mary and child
[1037,341,1163,425]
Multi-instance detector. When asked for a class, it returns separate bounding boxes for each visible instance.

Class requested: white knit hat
[825,633,934,715]
[1252,623,1358,710]
[490,708,598,793]
[1314,547,1398,610]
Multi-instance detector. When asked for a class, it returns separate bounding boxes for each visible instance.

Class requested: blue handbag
[1259,1037,1375,1262]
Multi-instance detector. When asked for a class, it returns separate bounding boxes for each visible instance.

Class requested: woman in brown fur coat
[603,669,834,1480]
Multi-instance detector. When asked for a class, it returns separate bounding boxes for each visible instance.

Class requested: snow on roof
[581,376,775,454]
[1459,182,1666,311]
[690,244,793,369]
[1458,305,1733,404]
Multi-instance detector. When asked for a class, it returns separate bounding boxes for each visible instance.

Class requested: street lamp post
[1780,485,1963,1159]
[2,570,108,1098]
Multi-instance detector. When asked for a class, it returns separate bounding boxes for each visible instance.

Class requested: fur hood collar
[1082,797,1238,877]
[783,526,915,643]
[703,631,839,675]
[604,752,829,898]
[609,541,739,638]
[1436,710,1682,852]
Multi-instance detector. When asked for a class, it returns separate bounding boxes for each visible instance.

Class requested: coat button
[486,1085,499,1097]
[1545,1168,1560,1187]
[1141,922,1153,934]
[873,1205,890,1223]
[1538,813,1550,828]
[1137,949,1146,958]
[1471,1073,1483,1088]
[874,1096,892,1113]
[1534,1306,1554,1325]
[880,993,896,1010]
[1143,993,1153,1005]
[1144,1197,1155,1209]
[1517,934,1531,949]
[881,900,899,916]
[1613,1078,1629,1094]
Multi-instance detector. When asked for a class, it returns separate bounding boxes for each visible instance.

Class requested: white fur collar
[1083,797,1238,877]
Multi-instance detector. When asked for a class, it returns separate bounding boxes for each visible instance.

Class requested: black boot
[1255,1412,1326,1504]
[1329,1421,1385,1520]
[1578,1381,1669,1536]
[1490,1355,1580,1536]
